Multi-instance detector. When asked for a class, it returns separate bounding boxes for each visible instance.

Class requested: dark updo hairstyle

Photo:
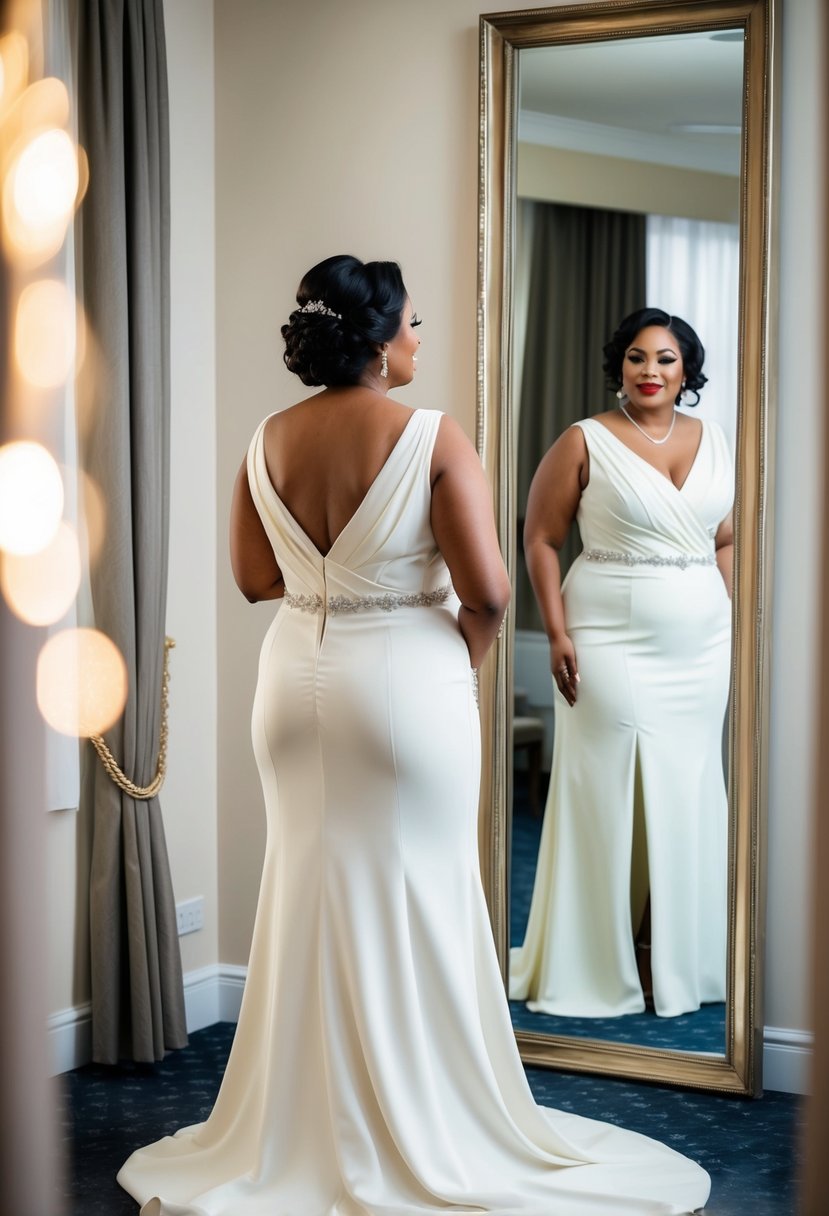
[281,254,407,387]
[602,307,708,406]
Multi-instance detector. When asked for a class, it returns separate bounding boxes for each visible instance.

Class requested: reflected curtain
[76,0,186,1063]
[646,215,740,453]
[515,203,646,631]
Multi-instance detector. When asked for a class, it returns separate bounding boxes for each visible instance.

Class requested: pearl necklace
[619,403,677,446]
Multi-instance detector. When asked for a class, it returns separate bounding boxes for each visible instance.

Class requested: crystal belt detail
[584,549,716,570]
[283,584,453,614]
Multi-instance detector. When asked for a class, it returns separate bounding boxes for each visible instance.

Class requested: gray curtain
[77,0,186,1063]
[516,203,647,630]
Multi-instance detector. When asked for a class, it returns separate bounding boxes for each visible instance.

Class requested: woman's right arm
[429,416,511,670]
[523,426,587,707]
[229,459,285,603]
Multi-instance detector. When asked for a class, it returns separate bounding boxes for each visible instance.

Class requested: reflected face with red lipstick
[621,326,684,409]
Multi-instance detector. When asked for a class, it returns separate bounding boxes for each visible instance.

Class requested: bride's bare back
[229,387,510,669]
[262,389,416,557]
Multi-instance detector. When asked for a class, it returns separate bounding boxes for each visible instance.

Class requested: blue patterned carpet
[510,787,726,1053]
[63,1022,801,1216]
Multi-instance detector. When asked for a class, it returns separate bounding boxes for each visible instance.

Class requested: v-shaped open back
[257,409,424,559]
[246,406,451,608]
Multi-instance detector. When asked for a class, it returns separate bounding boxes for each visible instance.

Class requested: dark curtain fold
[77,0,186,1063]
[515,203,647,631]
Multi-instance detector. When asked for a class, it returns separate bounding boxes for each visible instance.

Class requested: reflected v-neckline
[258,408,421,560]
[592,417,706,494]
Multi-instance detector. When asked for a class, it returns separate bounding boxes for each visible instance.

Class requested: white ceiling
[519,31,744,176]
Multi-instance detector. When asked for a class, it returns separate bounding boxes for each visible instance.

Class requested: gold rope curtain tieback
[90,637,175,801]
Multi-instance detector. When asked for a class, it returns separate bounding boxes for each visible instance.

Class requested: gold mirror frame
[476,0,779,1095]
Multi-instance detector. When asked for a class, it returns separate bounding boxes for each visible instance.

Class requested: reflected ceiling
[519,31,743,174]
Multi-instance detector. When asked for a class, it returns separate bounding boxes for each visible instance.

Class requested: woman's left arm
[229,459,285,603]
[715,511,734,599]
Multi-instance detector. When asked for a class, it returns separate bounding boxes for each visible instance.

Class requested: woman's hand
[551,634,579,707]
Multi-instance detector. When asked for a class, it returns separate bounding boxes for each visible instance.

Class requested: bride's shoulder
[570,411,618,444]
[540,420,590,469]
[579,410,619,431]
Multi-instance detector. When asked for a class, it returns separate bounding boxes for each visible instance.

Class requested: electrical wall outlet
[176,896,205,936]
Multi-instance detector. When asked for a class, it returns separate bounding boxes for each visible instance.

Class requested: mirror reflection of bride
[510,309,733,1020]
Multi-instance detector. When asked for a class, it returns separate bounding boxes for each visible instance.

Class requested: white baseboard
[48,963,249,1075]
[762,1025,813,1095]
[175,962,249,1031]
[217,963,247,1023]
[49,977,812,1094]
[49,1000,92,1076]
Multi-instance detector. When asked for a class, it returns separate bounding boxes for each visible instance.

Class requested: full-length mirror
[478,0,778,1094]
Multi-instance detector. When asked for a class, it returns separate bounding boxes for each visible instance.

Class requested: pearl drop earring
[380,348,389,379]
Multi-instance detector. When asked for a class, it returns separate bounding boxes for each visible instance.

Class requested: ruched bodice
[573,416,732,562]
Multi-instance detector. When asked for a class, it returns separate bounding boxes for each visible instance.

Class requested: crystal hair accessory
[297,299,342,319]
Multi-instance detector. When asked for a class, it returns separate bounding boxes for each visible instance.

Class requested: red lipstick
[638,384,662,396]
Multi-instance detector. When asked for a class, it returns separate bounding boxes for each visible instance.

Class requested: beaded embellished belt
[584,549,716,570]
[283,584,453,615]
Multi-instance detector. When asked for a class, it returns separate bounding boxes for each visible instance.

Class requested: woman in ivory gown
[118,264,710,1214]
[510,308,733,1021]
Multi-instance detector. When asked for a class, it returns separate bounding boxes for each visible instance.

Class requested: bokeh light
[15,278,78,387]
[11,75,69,132]
[0,440,63,555]
[0,519,81,625]
[79,468,106,563]
[36,627,128,738]
[3,124,78,260]
[76,142,89,206]
[0,33,28,117]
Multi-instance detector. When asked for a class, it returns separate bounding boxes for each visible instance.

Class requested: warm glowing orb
[0,33,28,116]
[0,520,81,625]
[37,627,128,738]
[15,278,77,387]
[4,127,78,259]
[79,469,106,564]
[0,440,64,555]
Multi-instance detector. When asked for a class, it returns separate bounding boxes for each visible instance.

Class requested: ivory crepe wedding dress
[511,417,733,1020]
[119,408,710,1215]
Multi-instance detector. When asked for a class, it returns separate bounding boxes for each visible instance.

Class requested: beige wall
[163,0,218,978]
[518,142,740,223]
[213,0,822,1056]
